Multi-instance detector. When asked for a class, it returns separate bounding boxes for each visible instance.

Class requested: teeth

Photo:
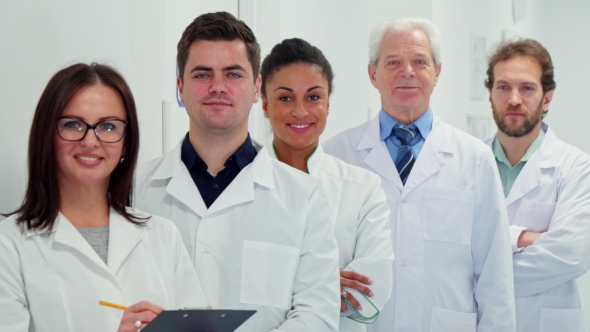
[291,124,310,129]
[77,156,99,161]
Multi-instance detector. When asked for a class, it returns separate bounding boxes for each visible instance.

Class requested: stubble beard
[492,99,544,137]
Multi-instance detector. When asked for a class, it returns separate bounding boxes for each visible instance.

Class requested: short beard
[492,99,543,137]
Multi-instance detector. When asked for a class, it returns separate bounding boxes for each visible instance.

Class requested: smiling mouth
[76,156,100,162]
[289,124,311,129]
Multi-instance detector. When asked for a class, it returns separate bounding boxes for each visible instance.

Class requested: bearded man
[486,38,590,332]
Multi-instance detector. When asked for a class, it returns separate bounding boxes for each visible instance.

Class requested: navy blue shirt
[181,133,257,208]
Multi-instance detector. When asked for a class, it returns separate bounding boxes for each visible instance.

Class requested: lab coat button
[201,248,209,254]
[213,184,219,189]
[400,200,407,205]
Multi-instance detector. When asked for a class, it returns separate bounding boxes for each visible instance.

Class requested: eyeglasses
[57,117,128,143]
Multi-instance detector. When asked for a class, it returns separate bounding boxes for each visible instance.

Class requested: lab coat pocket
[514,201,556,232]
[430,306,476,332]
[422,188,475,245]
[539,308,584,332]
[240,240,299,309]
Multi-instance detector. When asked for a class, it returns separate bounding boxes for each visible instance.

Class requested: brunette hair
[177,11,260,81]
[4,63,144,231]
[260,38,334,97]
[485,38,556,93]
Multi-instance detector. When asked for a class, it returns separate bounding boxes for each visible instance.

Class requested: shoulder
[135,153,168,184]
[436,121,494,159]
[0,215,22,236]
[317,153,380,189]
[324,120,371,150]
[125,207,178,237]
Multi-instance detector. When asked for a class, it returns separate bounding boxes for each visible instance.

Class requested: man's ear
[542,89,554,111]
[368,64,378,88]
[176,76,184,103]
[253,75,262,103]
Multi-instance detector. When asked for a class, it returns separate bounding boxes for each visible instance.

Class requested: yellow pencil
[99,301,127,310]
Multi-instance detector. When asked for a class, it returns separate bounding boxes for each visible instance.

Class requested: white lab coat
[134,141,341,332]
[0,208,207,332]
[268,144,394,332]
[487,124,590,332]
[323,114,516,332]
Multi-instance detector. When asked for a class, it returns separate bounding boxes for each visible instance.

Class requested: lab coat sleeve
[509,225,527,253]
[0,224,31,332]
[471,151,516,331]
[274,180,341,332]
[341,175,394,311]
[513,154,590,297]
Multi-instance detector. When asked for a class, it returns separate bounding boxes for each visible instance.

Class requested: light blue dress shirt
[379,107,433,163]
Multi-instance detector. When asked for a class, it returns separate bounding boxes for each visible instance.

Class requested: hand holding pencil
[101,300,162,332]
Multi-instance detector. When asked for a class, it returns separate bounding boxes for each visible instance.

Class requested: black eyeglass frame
[56,117,129,143]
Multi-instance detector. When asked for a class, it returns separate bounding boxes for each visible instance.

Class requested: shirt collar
[379,107,433,141]
[181,133,257,171]
[493,129,546,167]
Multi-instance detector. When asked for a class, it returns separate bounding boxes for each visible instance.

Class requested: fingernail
[358,305,363,310]
[369,291,374,297]
[368,278,374,284]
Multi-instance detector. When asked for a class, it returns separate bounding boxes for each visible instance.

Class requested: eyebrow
[189,64,247,74]
[494,79,539,86]
[61,116,126,122]
[273,86,324,92]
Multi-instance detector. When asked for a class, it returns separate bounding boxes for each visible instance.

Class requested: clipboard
[142,309,256,332]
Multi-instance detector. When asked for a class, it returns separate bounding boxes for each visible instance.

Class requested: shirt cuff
[510,225,527,253]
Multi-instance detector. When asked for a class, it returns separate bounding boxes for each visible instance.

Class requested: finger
[127,301,164,315]
[345,292,362,310]
[340,278,374,297]
[341,299,348,312]
[136,311,158,325]
[340,270,373,285]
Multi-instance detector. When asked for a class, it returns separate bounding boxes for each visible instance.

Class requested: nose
[292,100,308,118]
[508,89,522,106]
[400,63,416,78]
[208,75,228,95]
[80,127,100,147]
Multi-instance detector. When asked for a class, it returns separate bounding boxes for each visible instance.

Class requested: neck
[273,138,318,173]
[383,103,428,125]
[497,125,541,166]
[59,180,110,228]
[188,127,249,176]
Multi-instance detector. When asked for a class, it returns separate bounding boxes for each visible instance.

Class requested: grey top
[77,226,109,264]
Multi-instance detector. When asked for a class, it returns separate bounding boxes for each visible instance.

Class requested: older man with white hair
[324,18,516,331]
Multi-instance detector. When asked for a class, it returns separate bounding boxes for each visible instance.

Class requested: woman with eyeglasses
[0,63,206,332]
[260,38,394,331]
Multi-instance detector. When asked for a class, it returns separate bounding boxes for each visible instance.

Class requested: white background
[2,0,590,327]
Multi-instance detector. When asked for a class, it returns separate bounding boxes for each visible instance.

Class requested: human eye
[522,85,535,91]
[308,94,320,101]
[387,60,399,66]
[415,59,426,65]
[98,120,118,132]
[278,96,292,102]
[228,72,242,79]
[61,119,84,131]
[193,72,208,79]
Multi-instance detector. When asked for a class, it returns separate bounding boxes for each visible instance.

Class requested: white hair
[368,17,442,68]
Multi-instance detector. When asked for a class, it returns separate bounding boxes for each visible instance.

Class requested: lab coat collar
[153,140,275,217]
[357,115,403,189]
[266,140,324,175]
[400,115,450,198]
[356,113,451,194]
[25,208,145,277]
[488,123,559,206]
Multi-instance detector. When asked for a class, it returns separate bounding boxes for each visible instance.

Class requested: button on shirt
[493,129,545,197]
[181,134,257,208]
[379,107,433,161]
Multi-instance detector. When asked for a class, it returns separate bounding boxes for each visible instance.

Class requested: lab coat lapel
[206,146,274,216]
[50,213,110,271]
[107,209,145,275]
[357,116,403,191]
[400,116,447,199]
[162,143,207,218]
[505,125,559,206]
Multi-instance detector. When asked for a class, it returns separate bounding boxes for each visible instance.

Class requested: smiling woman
[261,38,394,332]
[0,63,206,332]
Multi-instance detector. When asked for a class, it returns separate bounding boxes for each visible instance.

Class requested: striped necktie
[392,125,419,185]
